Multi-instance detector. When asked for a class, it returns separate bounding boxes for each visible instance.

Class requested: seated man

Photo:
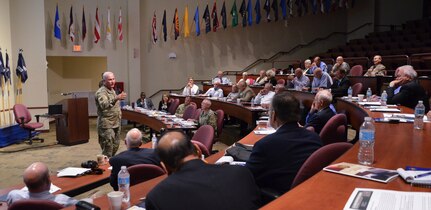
[330,69,351,98]
[331,56,351,75]
[146,131,261,210]
[238,72,254,86]
[182,77,199,96]
[197,99,217,131]
[304,90,336,134]
[226,84,239,100]
[212,70,230,85]
[311,68,333,93]
[253,83,275,105]
[309,56,328,73]
[364,55,386,76]
[7,162,77,207]
[203,81,224,98]
[386,65,430,112]
[109,128,161,190]
[175,96,192,118]
[246,92,322,195]
[274,84,285,94]
[254,70,268,86]
[237,81,256,102]
[136,91,154,110]
[292,68,310,90]
[303,59,313,75]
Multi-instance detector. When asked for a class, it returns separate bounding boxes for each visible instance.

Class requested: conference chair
[215,109,225,138]
[319,114,348,145]
[182,105,197,120]
[277,79,286,86]
[192,108,202,120]
[191,140,211,157]
[290,142,353,189]
[13,104,44,145]
[349,65,364,76]
[191,125,214,153]
[127,164,166,187]
[352,82,363,96]
[168,99,180,115]
[8,200,63,210]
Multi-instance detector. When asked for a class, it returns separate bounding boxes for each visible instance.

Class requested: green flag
[231,1,238,27]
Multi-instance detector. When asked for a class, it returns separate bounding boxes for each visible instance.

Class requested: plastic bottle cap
[364,117,371,121]
[121,166,126,170]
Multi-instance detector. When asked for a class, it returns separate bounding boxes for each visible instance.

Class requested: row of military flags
[54,5,123,44]
[152,0,355,43]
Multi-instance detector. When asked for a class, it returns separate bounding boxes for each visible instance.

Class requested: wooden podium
[56,98,89,145]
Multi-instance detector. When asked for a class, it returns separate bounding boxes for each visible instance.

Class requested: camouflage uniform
[175,103,189,118]
[198,109,217,131]
[95,86,121,157]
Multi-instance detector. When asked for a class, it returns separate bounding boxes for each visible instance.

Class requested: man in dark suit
[330,68,351,98]
[136,92,154,109]
[304,90,336,134]
[246,92,322,196]
[386,65,430,112]
[109,128,160,190]
[146,131,261,210]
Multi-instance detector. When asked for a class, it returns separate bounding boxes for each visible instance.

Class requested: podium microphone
[61,92,72,96]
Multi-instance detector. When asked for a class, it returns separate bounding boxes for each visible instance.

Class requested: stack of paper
[57,167,91,177]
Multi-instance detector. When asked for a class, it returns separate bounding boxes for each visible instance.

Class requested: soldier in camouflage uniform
[95,72,127,157]
[198,99,217,131]
[175,96,192,118]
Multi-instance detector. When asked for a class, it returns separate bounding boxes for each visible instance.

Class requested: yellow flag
[184,6,190,38]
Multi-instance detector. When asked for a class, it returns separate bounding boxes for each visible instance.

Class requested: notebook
[397,168,431,186]
[323,162,399,183]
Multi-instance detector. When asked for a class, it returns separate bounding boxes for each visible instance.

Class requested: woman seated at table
[196,99,217,131]
[158,93,171,113]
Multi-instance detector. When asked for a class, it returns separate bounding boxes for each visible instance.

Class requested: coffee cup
[357,94,365,102]
[107,191,124,210]
[236,98,241,105]
[96,154,108,165]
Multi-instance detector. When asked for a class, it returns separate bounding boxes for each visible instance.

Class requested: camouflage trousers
[98,127,121,158]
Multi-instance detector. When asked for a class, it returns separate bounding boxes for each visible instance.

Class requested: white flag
[106,8,112,42]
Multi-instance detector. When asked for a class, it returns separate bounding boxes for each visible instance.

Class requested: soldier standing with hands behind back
[95,72,127,157]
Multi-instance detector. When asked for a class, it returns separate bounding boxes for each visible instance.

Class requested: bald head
[217,71,223,77]
[237,81,247,91]
[157,131,196,174]
[125,128,143,148]
[103,71,116,89]
[23,162,50,193]
[315,90,333,107]
[313,68,323,78]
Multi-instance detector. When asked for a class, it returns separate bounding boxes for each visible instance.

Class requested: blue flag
[162,10,167,42]
[272,0,279,21]
[16,50,28,83]
[280,0,287,20]
[264,0,271,22]
[239,0,247,27]
[0,50,4,83]
[4,51,10,84]
[221,2,227,29]
[54,4,61,40]
[247,0,252,26]
[255,0,261,24]
[312,0,318,14]
[203,5,210,33]
[193,6,200,36]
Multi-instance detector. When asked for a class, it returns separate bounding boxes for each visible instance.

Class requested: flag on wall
[82,6,87,41]
[231,1,238,27]
[193,6,200,36]
[221,1,227,29]
[118,8,123,42]
[247,0,252,26]
[280,0,287,20]
[94,7,101,43]
[239,0,246,27]
[255,0,261,24]
[263,0,271,22]
[68,6,75,42]
[54,4,61,40]
[152,12,157,43]
[173,8,180,40]
[4,51,10,84]
[184,6,190,38]
[203,5,210,33]
[211,2,219,32]
[106,8,112,42]
[162,10,167,42]
[16,50,28,83]
[0,50,4,79]
[287,0,293,16]
[296,0,308,16]
[272,0,279,21]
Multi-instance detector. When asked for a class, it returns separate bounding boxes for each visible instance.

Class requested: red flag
[94,7,101,43]
[118,8,123,42]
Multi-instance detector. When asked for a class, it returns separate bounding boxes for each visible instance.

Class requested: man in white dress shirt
[203,81,224,98]
[253,83,275,106]
[212,71,231,85]
[182,77,200,96]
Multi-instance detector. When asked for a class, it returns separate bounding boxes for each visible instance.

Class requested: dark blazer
[305,107,336,134]
[109,148,160,190]
[158,101,171,112]
[146,159,261,210]
[246,123,322,194]
[386,80,430,112]
[136,98,154,110]
[330,76,351,98]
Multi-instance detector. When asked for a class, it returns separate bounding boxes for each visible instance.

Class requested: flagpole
[1,81,4,126]
[7,81,12,125]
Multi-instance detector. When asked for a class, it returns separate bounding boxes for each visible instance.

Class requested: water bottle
[347,86,353,100]
[366,88,372,102]
[151,134,157,149]
[251,97,255,107]
[358,117,375,166]
[290,68,294,74]
[118,166,130,202]
[414,100,425,130]
[280,70,283,75]
[380,90,388,106]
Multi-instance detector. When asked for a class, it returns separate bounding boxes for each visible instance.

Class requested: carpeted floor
[0,118,234,199]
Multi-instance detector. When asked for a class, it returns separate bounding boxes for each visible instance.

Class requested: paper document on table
[57,167,91,177]
[397,168,431,185]
[344,188,431,210]
[358,101,382,106]
[369,108,400,112]
[254,128,276,135]
[22,183,61,194]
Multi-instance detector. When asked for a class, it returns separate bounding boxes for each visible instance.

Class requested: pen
[414,171,431,179]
